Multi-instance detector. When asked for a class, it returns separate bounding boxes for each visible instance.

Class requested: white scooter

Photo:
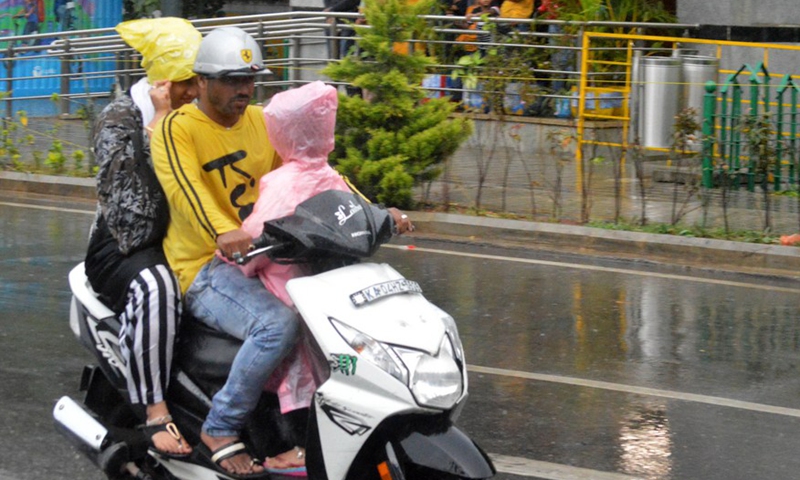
[54,190,495,480]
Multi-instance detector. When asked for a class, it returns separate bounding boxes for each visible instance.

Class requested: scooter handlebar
[235,232,280,265]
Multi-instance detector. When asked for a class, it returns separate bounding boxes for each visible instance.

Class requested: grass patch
[587,220,781,245]
[419,202,786,245]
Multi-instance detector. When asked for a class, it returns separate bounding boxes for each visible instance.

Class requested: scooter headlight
[330,318,408,384]
[330,318,463,410]
[397,334,463,409]
[441,314,465,365]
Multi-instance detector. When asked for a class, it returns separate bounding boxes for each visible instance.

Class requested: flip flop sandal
[138,421,191,459]
[197,441,269,480]
[264,446,307,477]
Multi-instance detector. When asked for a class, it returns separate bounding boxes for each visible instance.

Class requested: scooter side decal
[86,318,126,374]
[319,400,372,436]
[330,353,358,375]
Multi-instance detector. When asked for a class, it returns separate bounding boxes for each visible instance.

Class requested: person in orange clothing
[455,0,500,53]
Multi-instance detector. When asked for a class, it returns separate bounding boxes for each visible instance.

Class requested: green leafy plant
[0,101,93,177]
[739,111,778,232]
[123,0,175,19]
[555,0,676,90]
[73,149,86,173]
[46,140,67,174]
[556,0,675,30]
[322,0,473,208]
[667,107,703,226]
[451,51,486,92]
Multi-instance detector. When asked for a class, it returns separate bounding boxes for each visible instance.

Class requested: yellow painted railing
[576,31,800,192]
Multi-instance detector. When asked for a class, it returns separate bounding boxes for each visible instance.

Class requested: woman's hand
[146,80,173,137]
[149,80,173,117]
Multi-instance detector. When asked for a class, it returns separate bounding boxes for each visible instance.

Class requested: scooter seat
[175,316,242,399]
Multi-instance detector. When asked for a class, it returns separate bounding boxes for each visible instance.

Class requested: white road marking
[385,244,800,293]
[469,364,800,419]
[0,201,93,215]
[489,453,645,479]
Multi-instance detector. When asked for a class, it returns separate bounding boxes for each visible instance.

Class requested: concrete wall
[221,0,291,15]
[678,0,800,26]
[677,1,800,84]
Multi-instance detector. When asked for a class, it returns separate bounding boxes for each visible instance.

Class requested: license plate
[350,279,422,306]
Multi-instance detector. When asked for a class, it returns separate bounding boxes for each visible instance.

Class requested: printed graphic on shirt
[202,150,257,220]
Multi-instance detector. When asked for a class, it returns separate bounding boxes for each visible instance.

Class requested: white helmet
[193,27,270,77]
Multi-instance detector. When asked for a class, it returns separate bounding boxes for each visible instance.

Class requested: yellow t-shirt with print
[151,104,281,293]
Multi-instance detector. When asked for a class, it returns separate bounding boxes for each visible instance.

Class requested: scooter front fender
[393,423,495,479]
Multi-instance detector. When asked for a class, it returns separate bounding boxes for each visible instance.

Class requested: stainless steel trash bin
[639,56,682,149]
[681,55,719,119]
[681,55,718,150]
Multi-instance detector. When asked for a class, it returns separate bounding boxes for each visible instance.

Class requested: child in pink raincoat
[239,81,414,420]
[239,81,352,417]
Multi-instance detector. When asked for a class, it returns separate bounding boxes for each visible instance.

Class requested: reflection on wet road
[3,193,800,480]
[376,243,800,480]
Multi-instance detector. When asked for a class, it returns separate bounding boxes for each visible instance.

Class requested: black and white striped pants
[118,264,182,405]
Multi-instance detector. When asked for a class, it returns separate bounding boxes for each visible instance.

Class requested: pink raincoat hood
[263,80,337,167]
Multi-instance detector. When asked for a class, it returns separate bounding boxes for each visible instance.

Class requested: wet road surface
[2,191,800,480]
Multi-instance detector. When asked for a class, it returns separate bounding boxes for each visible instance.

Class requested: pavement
[2,169,800,281]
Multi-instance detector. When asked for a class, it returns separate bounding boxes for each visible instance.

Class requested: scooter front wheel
[374,441,494,480]
[344,415,495,480]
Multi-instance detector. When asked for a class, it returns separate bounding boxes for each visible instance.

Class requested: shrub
[322,0,473,208]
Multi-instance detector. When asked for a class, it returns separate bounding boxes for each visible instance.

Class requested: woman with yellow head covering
[83,17,201,458]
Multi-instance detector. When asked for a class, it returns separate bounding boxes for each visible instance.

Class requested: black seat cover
[175,316,242,398]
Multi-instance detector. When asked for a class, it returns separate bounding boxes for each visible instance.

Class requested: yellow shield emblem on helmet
[241,49,253,64]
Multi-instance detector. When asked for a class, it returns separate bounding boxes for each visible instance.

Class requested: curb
[3,171,799,279]
[409,212,800,280]
[0,171,95,200]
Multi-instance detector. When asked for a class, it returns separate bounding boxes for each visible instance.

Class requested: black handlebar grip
[252,231,277,249]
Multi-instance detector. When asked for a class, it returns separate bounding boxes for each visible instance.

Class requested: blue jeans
[548,24,575,93]
[185,257,299,437]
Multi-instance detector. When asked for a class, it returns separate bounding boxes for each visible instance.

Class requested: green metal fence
[701,63,800,193]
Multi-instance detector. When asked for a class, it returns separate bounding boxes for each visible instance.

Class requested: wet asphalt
[2,190,800,480]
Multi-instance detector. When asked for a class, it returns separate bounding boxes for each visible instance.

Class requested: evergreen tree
[322,0,473,208]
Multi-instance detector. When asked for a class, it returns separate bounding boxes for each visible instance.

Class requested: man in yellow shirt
[151,26,298,479]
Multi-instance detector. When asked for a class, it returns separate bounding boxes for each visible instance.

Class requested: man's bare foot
[202,432,264,475]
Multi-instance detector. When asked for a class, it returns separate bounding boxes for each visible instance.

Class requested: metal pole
[701,80,717,188]
[5,44,13,121]
[60,39,71,116]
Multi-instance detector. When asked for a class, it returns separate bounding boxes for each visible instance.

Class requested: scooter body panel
[289,262,448,355]
[68,263,127,391]
[287,262,475,479]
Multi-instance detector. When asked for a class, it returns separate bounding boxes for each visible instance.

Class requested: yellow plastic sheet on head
[116,17,202,83]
